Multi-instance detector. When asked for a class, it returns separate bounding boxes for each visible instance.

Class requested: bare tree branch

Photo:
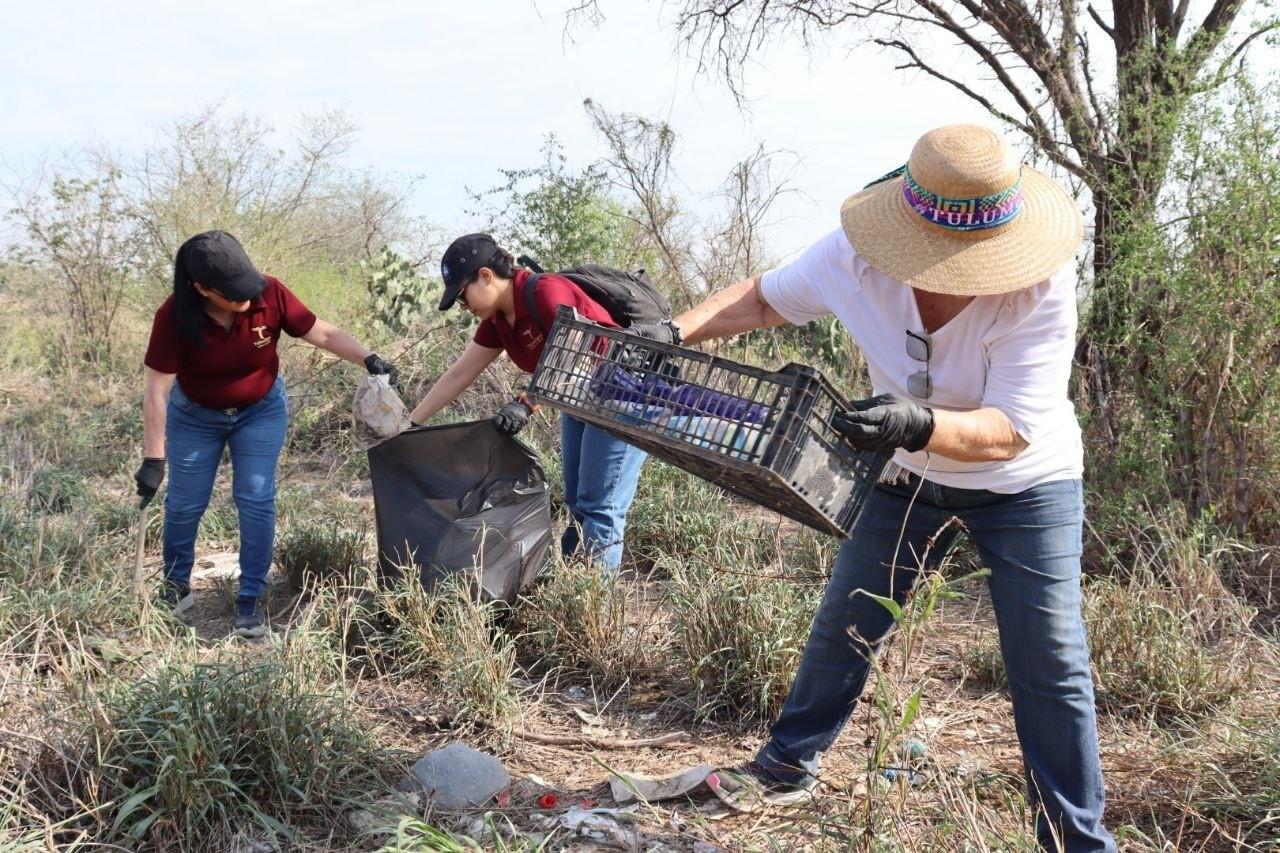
[1086,3,1114,37]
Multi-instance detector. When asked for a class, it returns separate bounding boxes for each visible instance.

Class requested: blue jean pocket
[169,383,196,413]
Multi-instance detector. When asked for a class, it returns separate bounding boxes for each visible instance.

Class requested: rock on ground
[404,744,511,809]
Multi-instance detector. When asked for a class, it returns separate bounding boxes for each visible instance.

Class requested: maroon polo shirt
[144,275,317,410]
[473,269,615,372]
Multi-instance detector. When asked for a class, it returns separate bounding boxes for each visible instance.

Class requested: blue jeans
[163,378,289,602]
[756,476,1114,853]
[559,414,647,570]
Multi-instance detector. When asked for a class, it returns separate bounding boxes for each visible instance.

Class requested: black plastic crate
[528,306,889,538]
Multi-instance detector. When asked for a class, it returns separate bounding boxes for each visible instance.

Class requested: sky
[1,1,1272,263]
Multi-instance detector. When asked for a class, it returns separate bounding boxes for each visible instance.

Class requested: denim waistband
[171,377,286,420]
[877,469,1080,511]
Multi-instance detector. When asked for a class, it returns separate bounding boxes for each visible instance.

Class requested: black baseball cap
[180,230,266,302]
[438,233,501,310]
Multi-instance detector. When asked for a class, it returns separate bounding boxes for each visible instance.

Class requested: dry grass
[1,291,1279,850]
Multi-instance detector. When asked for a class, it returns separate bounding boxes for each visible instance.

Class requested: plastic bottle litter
[901,738,928,764]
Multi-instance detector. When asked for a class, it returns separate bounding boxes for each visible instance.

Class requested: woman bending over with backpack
[409,233,674,571]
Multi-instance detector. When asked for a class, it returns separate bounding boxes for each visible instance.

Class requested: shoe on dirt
[158,581,194,616]
[233,597,267,639]
[711,761,817,813]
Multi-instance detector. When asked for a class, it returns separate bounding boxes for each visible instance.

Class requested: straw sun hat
[841,124,1084,296]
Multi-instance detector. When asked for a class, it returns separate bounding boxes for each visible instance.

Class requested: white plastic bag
[352,374,411,450]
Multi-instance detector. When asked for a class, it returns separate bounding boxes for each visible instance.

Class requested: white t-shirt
[760,228,1083,493]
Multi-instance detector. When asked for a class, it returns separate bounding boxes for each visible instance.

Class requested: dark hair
[465,247,519,285]
[172,238,207,346]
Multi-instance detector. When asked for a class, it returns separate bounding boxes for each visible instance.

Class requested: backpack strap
[521,272,547,332]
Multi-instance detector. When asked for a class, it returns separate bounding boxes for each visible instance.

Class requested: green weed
[516,559,669,688]
[91,652,395,848]
[278,517,368,591]
[667,556,817,723]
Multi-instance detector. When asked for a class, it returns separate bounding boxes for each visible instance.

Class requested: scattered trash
[556,806,638,847]
[609,763,715,804]
[882,767,928,787]
[696,798,734,821]
[404,744,510,809]
[351,374,411,450]
[900,738,929,766]
[639,711,658,722]
[345,793,422,837]
[191,552,241,581]
[573,707,607,727]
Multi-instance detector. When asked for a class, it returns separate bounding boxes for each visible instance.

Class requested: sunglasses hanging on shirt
[906,329,933,399]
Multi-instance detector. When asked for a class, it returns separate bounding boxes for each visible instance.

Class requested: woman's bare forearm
[302,318,373,365]
[927,407,1028,462]
[675,277,786,345]
[409,343,501,424]
[142,369,176,458]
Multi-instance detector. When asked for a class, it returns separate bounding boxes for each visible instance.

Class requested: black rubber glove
[493,400,533,436]
[134,457,166,508]
[364,353,399,389]
[627,319,683,346]
[832,394,935,453]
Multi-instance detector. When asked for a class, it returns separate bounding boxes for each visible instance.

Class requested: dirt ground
[167,538,1238,851]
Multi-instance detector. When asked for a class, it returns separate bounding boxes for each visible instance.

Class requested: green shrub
[1195,714,1280,843]
[380,575,521,728]
[28,466,87,514]
[308,573,522,729]
[1086,576,1252,721]
[962,574,1252,722]
[363,246,437,334]
[668,557,818,723]
[278,518,367,591]
[516,560,669,687]
[962,633,1007,692]
[93,654,394,847]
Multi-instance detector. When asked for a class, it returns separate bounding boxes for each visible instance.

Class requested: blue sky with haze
[3,1,1271,262]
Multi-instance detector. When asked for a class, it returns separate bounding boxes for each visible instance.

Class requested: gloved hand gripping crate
[528,306,889,538]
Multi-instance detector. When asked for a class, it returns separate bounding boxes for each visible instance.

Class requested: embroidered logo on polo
[251,325,271,348]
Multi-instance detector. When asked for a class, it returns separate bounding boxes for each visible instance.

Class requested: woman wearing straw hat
[676,125,1114,851]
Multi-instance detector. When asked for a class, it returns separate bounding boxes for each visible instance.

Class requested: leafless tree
[572,0,1276,442]
[6,161,145,361]
[121,105,425,287]
[698,144,802,286]
[585,100,802,309]
[584,99,701,305]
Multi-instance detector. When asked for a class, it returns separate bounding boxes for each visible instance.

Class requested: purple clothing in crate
[590,363,769,424]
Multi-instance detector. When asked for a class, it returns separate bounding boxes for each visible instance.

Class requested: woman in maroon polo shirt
[407,233,677,570]
[136,230,397,638]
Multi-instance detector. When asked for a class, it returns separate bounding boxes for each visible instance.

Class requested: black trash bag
[367,420,552,602]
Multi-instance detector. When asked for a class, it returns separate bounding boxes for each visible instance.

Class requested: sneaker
[233,598,267,639]
[158,581,194,616]
[711,761,817,812]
